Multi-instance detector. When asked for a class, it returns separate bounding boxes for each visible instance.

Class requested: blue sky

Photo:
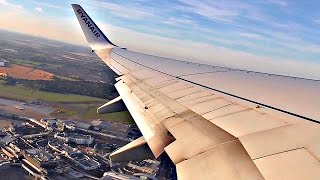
[0,0,320,78]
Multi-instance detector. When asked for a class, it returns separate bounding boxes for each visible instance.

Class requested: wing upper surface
[111,48,320,122]
[72,5,320,179]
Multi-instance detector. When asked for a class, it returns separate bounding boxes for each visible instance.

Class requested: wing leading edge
[71,4,320,180]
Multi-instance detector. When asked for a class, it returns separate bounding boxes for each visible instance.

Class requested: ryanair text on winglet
[77,9,101,38]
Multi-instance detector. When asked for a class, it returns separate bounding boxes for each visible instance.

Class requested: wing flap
[240,121,320,160]
[253,148,320,180]
[176,140,264,180]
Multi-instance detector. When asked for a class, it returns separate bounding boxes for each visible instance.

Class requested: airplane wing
[72,4,320,180]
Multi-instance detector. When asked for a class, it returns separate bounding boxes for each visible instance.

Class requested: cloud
[265,0,288,6]
[0,0,23,10]
[162,17,196,26]
[176,0,242,22]
[35,7,43,12]
[314,19,320,24]
[79,0,315,61]
[0,11,85,45]
[30,1,62,9]
[239,32,263,39]
[85,1,155,20]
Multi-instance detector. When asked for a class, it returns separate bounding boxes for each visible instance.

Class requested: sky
[0,0,320,79]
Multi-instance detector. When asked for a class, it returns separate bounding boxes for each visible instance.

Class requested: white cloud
[30,1,61,9]
[0,0,23,10]
[176,0,242,22]
[35,7,43,12]
[265,0,288,6]
[85,1,154,20]
[239,32,263,39]
[314,19,320,24]
[162,17,196,26]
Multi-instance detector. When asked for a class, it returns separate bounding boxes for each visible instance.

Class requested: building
[0,131,7,138]
[75,122,92,130]
[22,148,57,174]
[91,120,102,131]
[62,120,76,131]
[125,159,161,176]
[0,59,8,67]
[48,139,72,155]
[40,118,58,128]
[0,136,15,145]
[8,138,33,155]
[68,133,93,145]
[1,145,20,159]
[91,120,112,131]
[127,125,142,140]
[54,132,94,145]
[101,172,158,180]
[69,152,100,170]
[101,172,140,180]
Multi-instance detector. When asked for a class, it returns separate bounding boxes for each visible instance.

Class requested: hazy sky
[1,0,320,79]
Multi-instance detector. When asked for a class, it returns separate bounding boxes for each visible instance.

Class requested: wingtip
[71,3,117,49]
[71,4,80,8]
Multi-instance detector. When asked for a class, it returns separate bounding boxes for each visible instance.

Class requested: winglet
[71,4,117,50]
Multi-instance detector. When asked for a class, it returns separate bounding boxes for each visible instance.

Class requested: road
[77,128,130,142]
[0,98,53,118]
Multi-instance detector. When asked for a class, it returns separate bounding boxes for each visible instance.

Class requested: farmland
[0,82,105,103]
[0,64,55,80]
[0,30,134,124]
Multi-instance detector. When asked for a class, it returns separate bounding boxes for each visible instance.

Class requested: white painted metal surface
[111,48,320,122]
[73,5,320,179]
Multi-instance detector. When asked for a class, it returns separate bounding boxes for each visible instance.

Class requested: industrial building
[75,122,92,130]
[1,146,17,159]
[22,149,57,169]
[0,59,8,67]
[126,159,160,176]
[91,119,113,130]
[40,118,58,128]
[0,112,161,179]
[47,139,74,156]
[61,120,76,131]
[127,124,142,140]
[0,136,15,145]
[68,152,100,171]
[54,132,94,145]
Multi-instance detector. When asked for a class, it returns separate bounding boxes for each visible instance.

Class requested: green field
[12,59,41,68]
[50,108,79,117]
[0,82,134,124]
[54,75,79,81]
[51,103,134,124]
[81,107,134,124]
[52,107,134,124]
[0,83,105,103]
[12,59,62,69]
